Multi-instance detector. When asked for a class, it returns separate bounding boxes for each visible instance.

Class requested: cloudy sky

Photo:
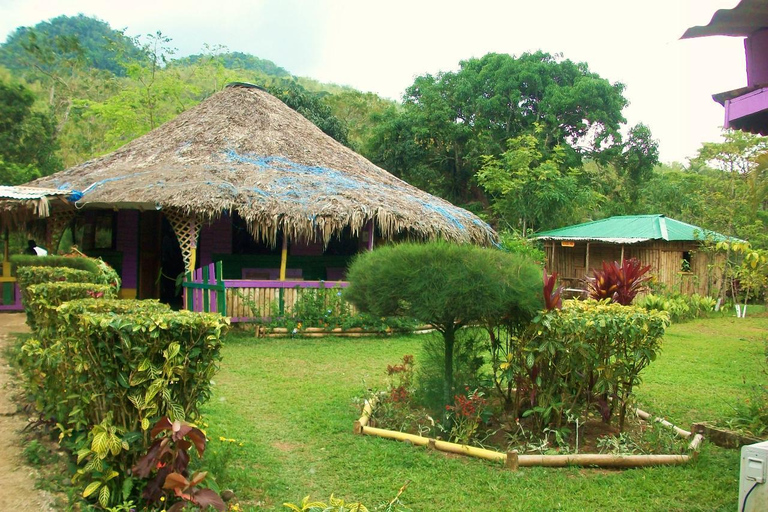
[0,0,747,163]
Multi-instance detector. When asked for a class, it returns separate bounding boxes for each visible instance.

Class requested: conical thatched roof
[29,83,496,246]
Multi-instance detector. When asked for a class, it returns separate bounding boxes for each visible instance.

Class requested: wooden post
[279,235,288,281]
[2,228,9,278]
[367,220,375,251]
[506,451,519,471]
[585,242,591,274]
[551,242,556,270]
[620,244,625,263]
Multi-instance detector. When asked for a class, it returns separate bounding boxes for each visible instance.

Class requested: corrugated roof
[681,0,768,39]
[0,186,72,200]
[535,215,732,244]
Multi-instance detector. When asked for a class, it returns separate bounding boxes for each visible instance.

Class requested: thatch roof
[28,83,496,246]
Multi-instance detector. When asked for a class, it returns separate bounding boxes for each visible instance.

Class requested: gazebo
[17,83,495,315]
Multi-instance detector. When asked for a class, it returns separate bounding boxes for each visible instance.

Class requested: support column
[585,243,591,274]
[279,235,288,281]
[367,220,375,251]
[164,207,201,273]
[620,244,625,264]
[45,209,75,254]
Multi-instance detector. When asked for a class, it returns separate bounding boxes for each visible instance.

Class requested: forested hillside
[0,14,766,249]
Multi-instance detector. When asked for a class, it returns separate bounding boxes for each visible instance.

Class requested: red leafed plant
[132,417,225,511]
[585,258,651,305]
[543,269,564,310]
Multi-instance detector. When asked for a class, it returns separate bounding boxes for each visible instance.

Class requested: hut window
[74,212,116,251]
[681,251,692,272]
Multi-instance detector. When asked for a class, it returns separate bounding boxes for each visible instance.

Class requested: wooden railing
[184,262,349,322]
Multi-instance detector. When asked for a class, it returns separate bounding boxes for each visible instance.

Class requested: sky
[0,0,748,164]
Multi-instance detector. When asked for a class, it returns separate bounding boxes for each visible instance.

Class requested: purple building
[683,1,768,133]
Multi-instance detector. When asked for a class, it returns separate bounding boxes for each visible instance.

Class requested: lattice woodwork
[164,208,201,272]
[45,210,75,254]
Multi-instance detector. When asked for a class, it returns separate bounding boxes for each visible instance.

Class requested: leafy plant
[132,417,226,511]
[585,258,651,305]
[284,495,369,512]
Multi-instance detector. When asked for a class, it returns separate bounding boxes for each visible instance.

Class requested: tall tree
[0,77,60,184]
[366,51,628,206]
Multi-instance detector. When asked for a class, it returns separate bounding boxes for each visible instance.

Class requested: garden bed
[355,395,704,469]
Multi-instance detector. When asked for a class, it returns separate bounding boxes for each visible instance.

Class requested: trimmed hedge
[12,254,121,289]
[25,282,117,333]
[22,302,226,433]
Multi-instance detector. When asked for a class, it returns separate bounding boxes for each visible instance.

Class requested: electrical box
[739,441,768,511]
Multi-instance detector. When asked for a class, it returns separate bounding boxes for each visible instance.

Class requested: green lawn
[200,311,768,512]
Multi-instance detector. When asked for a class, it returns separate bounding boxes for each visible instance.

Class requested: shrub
[24,282,116,333]
[345,242,542,414]
[19,304,229,508]
[12,254,121,289]
[637,293,717,322]
[505,299,670,431]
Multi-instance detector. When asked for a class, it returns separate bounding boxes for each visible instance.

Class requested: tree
[0,14,142,77]
[476,132,602,234]
[344,242,542,415]
[0,78,60,184]
[618,123,659,203]
[366,51,628,206]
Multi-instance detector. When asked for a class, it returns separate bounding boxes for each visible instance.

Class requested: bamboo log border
[353,402,704,469]
[240,325,435,338]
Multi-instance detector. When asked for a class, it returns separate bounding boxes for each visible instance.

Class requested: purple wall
[116,210,139,289]
[746,29,768,88]
[199,215,233,266]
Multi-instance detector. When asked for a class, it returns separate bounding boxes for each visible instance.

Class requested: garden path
[0,313,56,511]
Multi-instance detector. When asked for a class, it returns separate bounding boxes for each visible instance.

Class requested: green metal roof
[535,215,732,244]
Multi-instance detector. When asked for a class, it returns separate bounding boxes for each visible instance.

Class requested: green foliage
[268,80,350,146]
[0,14,142,76]
[174,50,290,77]
[493,299,669,432]
[24,282,116,334]
[367,51,628,205]
[346,242,542,412]
[497,231,545,262]
[284,495,371,512]
[414,332,486,416]
[13,254,121,286]
[477,132,603,234]
[0,77,60,183]
[636,293,717,322]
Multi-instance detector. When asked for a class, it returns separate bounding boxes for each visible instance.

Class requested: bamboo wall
[544,241,724,296]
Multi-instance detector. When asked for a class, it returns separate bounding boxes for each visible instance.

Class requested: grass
[199,311,768,512]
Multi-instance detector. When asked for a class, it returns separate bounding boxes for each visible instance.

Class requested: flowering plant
[446,389,488,445]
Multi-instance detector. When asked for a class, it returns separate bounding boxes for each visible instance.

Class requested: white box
[739,441,768,512]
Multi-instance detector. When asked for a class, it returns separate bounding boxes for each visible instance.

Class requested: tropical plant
[585,258,651,305]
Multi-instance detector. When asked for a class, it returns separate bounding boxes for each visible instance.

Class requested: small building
[536,214,731,296]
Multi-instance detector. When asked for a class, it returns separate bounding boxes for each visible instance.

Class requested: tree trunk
[443,326,456,424]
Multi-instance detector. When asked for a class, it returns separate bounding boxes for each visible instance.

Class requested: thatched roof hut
[28,83,495,248]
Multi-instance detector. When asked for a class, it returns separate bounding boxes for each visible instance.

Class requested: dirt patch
[0,313,57,511]
[271,441,300,452]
